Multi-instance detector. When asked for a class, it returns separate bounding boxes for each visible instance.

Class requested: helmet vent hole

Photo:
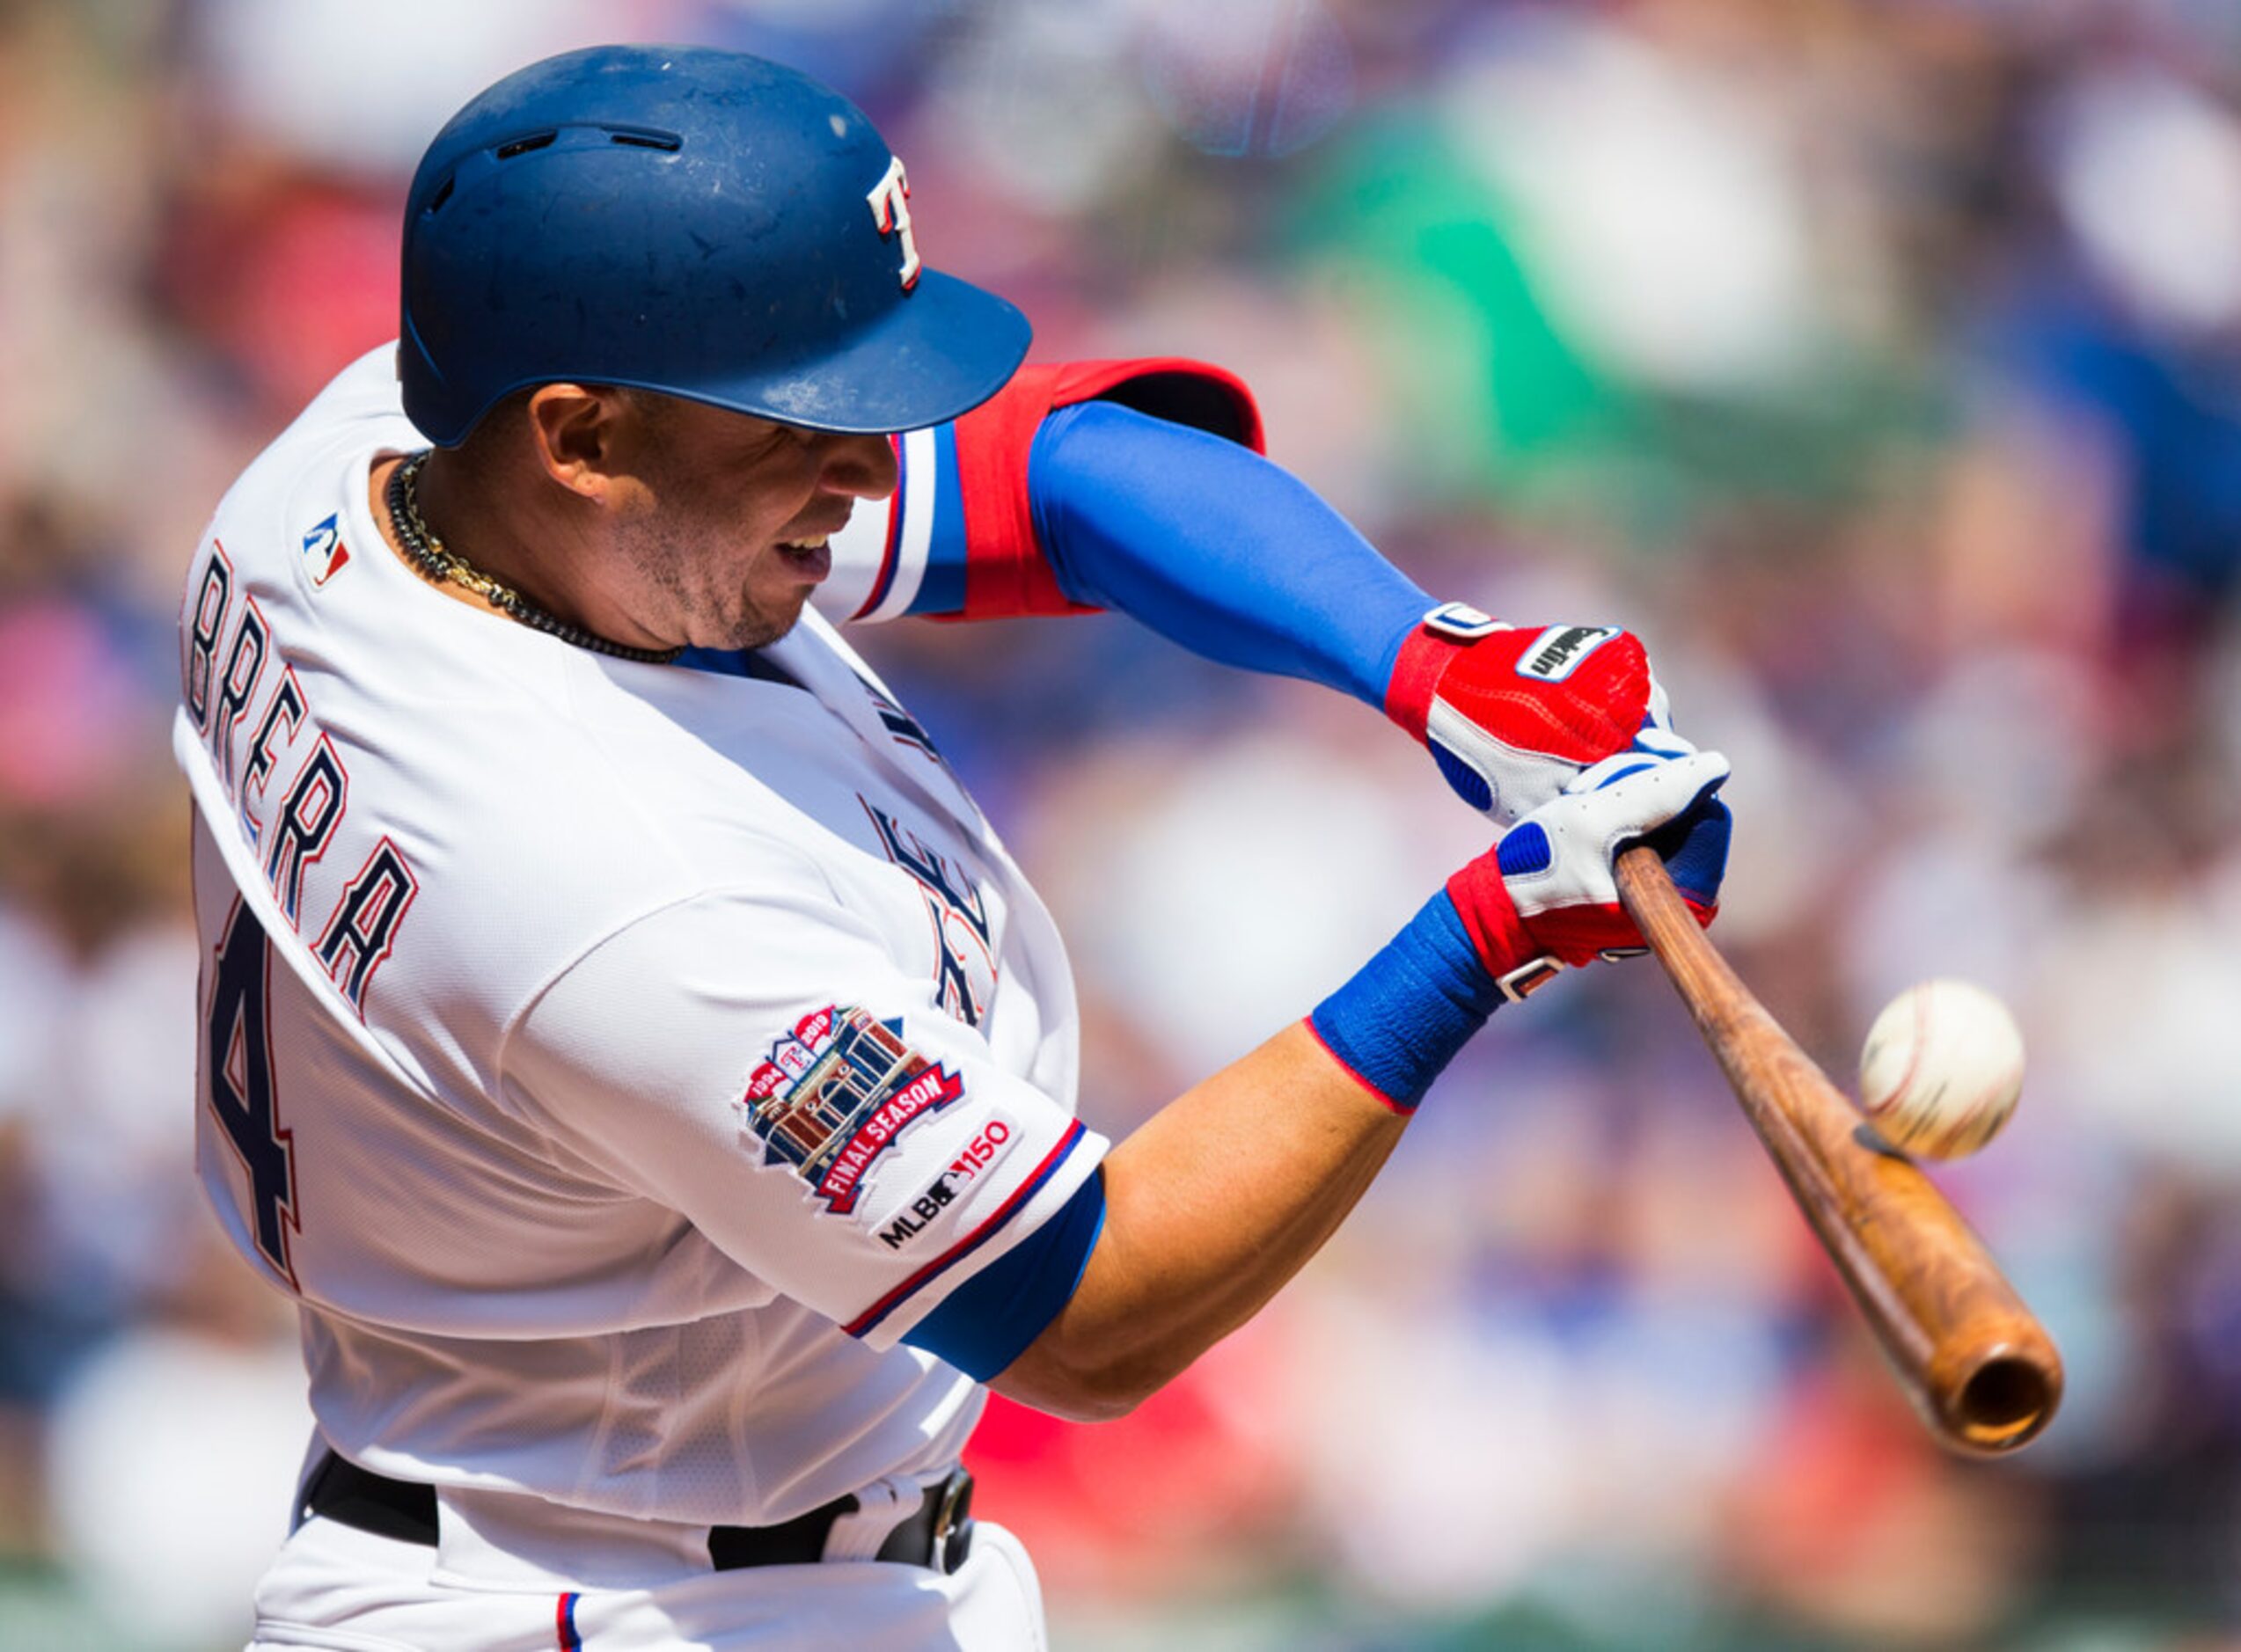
[606,128,682,151]
[427,175,455,214]
[494,132,558,161]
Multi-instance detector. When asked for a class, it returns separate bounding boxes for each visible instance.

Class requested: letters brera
[182,538,420,1014]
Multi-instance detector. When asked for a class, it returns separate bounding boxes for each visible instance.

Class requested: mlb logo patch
[301,515,351,587]
[877,1114,1022,1251]
[738,1005,963,1216]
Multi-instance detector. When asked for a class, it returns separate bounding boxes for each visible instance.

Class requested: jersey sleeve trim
[844,1117,1091,1339]
[852,428,940,623]
[906,422,969,618]
[901,1165,1106,1378]
[941,358,1265,624]
[837,360,1264,625]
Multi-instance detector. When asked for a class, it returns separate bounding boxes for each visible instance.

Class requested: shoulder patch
[738,1006,963,1216]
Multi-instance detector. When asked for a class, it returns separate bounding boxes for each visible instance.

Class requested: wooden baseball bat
[1613,845,2062,1454]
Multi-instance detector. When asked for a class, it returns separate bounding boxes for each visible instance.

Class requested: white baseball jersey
[175,346,1107,1530]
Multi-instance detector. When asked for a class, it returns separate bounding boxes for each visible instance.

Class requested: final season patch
[740,1005,963,1216]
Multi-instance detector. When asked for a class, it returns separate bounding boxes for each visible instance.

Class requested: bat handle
[1615,843,1710,966]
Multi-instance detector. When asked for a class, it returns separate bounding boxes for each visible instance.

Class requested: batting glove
[1446,746,1732,1001]
[1385,602,1668,827]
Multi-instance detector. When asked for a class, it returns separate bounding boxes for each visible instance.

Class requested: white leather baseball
[1857,979,2025,1159]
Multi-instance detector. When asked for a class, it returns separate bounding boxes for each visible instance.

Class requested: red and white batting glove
[1446,747,1732,1001]
[1385,602,1668,827]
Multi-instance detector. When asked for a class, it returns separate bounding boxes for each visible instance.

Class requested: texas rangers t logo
[866,156,921,291]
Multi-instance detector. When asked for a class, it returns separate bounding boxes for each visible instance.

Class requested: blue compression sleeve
[902,1167,1108,1380]
[1029,399,1434,709]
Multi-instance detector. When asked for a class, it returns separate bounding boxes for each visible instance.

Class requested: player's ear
[524,383,628,503]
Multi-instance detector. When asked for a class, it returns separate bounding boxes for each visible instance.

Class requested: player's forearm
[992,888,1506,1421]
[990,1021,1408,1421]
[1030,399,1431,708]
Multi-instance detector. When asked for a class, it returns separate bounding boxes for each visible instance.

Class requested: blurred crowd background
[4,0,2240,1646]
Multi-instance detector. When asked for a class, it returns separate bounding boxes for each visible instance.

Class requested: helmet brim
[681,269,1033,436]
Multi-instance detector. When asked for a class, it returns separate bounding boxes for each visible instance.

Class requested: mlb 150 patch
[739,1006,963,1216]
[877,1114,1022,1251]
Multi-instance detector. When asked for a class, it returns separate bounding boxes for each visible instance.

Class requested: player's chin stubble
[615,521,809,653]
[724,589,812,652]
[719,555,820,651]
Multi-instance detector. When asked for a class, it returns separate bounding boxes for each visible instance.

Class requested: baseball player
[178,46,1731,1651]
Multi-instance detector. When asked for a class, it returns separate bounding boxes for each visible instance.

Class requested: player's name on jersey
[184,537,419,1014]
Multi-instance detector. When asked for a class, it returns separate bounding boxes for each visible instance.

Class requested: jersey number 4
[205,900,301,1287]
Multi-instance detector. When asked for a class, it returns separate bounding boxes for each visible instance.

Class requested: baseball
[1857,979,2025,1159]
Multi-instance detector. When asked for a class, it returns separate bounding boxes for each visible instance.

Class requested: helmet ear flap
[397,45,1029,447]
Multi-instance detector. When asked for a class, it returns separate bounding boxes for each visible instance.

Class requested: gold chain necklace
[385,451,684,665]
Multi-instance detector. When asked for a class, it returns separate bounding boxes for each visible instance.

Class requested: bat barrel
[1614,846,2063,1456]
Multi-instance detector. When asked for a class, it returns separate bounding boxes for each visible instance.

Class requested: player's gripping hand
[1447,746,1732,1001]
[1304,742,1729,1111]
[1384,603,1673,826]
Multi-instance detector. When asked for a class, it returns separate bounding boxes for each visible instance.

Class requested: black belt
[298,1451,975,1575]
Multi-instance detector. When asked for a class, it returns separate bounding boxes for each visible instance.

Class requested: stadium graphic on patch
[740,1005,963,1215]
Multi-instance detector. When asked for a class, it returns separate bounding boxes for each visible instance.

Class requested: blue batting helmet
[398,45,1030,445]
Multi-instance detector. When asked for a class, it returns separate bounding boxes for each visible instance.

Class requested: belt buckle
[928,1466,975,1574]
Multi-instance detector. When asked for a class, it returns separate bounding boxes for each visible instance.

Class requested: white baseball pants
[244,1509,1049,1651]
